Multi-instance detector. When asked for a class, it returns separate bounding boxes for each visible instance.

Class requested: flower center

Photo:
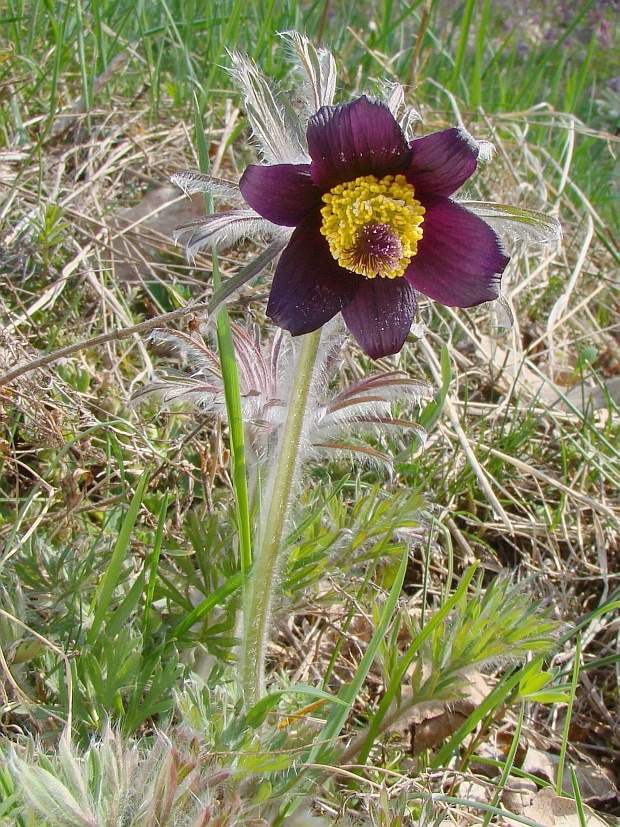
[320,174,425,279]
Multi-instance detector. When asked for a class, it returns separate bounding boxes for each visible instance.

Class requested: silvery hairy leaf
[228,51,309,164]
[137,326,432,469]
[281,30,337,112]
[461,202,563,244]
[380,81,422,139]
[172,210,289,260]
[169,172,245,206]
[484,294,515,330]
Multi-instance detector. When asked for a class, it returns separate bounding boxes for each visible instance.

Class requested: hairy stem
[242,328,322,707]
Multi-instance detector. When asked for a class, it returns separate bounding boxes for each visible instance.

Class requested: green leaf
[246,684,346,728]
[105,570,146,640]
[356,563,480,765]
[517,664,570,702]
[307,545,410,766]
[87,470,149,646]
[171,572,243,641]
[525,689,572,704]
[236,751,293,773]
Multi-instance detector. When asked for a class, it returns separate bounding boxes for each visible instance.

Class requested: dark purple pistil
[346,223,403,277]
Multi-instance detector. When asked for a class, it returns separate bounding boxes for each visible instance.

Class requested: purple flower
[239,95,510,359]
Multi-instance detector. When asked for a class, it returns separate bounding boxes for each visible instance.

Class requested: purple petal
[342,277,418,359]
[405,128,479,197]
[267,211,359,335]
[307,96,413,189]
[239,164,321,226]
[404,197,509,307]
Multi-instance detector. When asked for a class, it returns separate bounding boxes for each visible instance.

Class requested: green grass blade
[307,545,410,765]
[570,765,588,827]
[565,29,596,113]
[471,0,489,107]
[213,296,253,574]
[419,343,451,432]
[430,657,542,768]
[431,795,558,827]
[482,704,524,827]
[142,492,169,636]
[87,469,150,646]
[556,634,581,795]
[42,0,72,138]
[74,0,90,115]
[511,0,597,108]
[208,242,284,316]
[246,684,346,728]
[321,509,405,689]
[171,572,243,641]
[105,570,146,640]
[450,0,476,92]
[193,95,253,576]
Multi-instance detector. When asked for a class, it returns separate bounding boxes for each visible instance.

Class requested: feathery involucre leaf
[228,51,308,164]
[172,210,290,260]
[137,324,433,470]
[281,30,337,113]
[169,172,246,205]
[462,201,563,244]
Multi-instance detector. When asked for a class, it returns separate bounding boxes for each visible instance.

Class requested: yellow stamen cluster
[320,174,425,279]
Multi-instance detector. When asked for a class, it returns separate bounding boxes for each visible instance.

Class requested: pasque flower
[165,34,562,707]
[239,95,510,360]
[173,34,559,359]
